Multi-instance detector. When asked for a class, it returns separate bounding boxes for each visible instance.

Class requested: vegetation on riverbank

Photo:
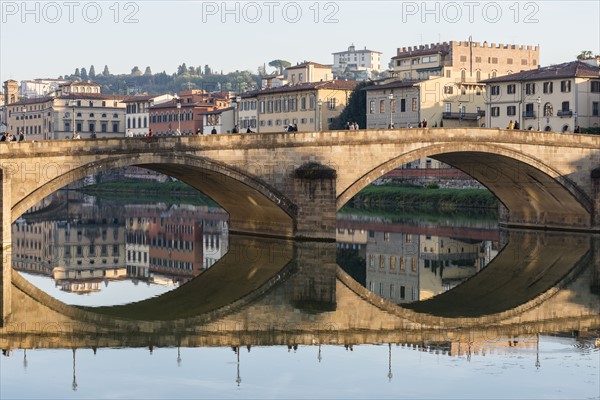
[78,181,219,207]
[344,183,498,214]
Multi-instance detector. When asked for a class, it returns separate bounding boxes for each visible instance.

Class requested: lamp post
[69,100,76,138]
[536,96,541,131]
[317,99,323,131]
[176,101,181,134]
[388,93,394,128]
[21,106,26,140]
[235,96,241,133]
[458,102,463,126]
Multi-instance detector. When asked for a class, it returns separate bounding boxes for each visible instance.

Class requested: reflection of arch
[12,154,297,237]
[544,126,552,131]
[544,102,553,116]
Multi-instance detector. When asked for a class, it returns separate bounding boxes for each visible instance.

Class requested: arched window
[461,69,466,82]
[132,118,136,129]
[127,119,131,129]
[138,117,141,127]
[491,70,497,78]
[544,103,553,117]
[144,117,147,127]
[476,70,481,81]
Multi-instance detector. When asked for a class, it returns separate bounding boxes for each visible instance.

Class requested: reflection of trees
[336,248,366,286]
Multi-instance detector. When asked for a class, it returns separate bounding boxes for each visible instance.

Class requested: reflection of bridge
[2,128,600,319]
[1,231,598,351]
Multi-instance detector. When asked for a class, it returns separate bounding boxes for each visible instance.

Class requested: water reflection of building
[419,235,492,300]
[346,218,499,304]
[13,191,230,293]
[366,231,420,303]
[336,227,368,253]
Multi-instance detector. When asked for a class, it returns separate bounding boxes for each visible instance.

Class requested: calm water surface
[1,192,598,399]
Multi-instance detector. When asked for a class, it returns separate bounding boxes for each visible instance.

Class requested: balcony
[557,110,573,117]
[442,111,485,120]
[522,111,536,118]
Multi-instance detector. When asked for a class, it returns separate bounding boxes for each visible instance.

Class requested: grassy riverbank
[345,183,498,213]
[78,181,219,207]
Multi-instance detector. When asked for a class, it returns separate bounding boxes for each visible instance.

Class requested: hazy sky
[1,0,599,83]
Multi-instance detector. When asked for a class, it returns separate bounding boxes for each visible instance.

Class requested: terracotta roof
[481,61,600,83]
[149,101,216,110]
[198,107,235,115]
[286,62,332,70]
[7,96,54,106]
[57,93,128,100]
[363,79,425,91]
[240,80,358,98]
[122,94,164,103]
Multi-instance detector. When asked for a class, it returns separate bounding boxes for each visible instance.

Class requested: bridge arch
[338,142,593,230]
[11,152,297,237]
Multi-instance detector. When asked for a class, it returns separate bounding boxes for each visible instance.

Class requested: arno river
[1,190,598,399]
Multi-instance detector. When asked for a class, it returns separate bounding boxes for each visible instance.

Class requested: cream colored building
[285,62,333,85]
[332,44,383,78]
[238,94,258,132]
[367,40,541,129]
[4,91,126,140]
[249,80,357,133]
[482,60,600,132]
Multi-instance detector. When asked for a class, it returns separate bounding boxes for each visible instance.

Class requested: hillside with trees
[59,63,262,95]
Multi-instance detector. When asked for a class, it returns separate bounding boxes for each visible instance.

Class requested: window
[490,86,500,96]
[507,84,516,94]
[445,103,451,113]
[561,80,572,92]
[544,103,553,117]
[491,107,500,117]
[112,122,119,132]
[543,82,553,94]
[561,101,570,112]
[444,85,454,95]
[460,70,466,82]
[399,99,406,112]
[507,106,516,116]
[460,55,467,62]
[379,99,386,113]
[301,97,306,110]
[591,81,600,93]
[525,83,536,95]
[507,58,513,65]
[369,100,375,114]
[412,98,417,112]
[593,102,599,116]
[521,59,528,65]
[476,70,481,81]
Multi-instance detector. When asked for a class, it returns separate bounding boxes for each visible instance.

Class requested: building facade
[332,44,383,79]
[285,62,333,85]
[246,80,356,133]
[482,60,600,132]
[124,94,174,137]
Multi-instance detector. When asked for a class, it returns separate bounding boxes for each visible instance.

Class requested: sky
[0,0,599,84]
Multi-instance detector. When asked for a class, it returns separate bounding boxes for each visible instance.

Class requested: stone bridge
[1,128,600,320]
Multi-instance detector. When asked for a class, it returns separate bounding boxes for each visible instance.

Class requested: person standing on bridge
[508,120,514,129]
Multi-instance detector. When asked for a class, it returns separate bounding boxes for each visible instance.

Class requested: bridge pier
[293,163,337,241]
[291,241,337,312]
[592,169,600,229]
[1,169,11,325]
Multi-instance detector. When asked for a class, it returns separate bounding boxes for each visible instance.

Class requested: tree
[144,66,152,76]
[257,64,266,76]
[81,67,88,80]
[89,65,96,78]
[268,59,291,74]
[329,81,373,130]
[577,50,598,60]
[131,66,142,76]
[177,63,188,75]
[102,65,110,77]
[74,68,80,77]
[204,64,212,75]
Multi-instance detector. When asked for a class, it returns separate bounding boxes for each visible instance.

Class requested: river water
[1,191,598,399]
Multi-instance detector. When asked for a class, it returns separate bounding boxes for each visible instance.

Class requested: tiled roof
[57,93,129,100]
[363,79,425,91]
[122,94,163,103]
[149,101,216,110]
[286,61,332,70]
[240,80,358,98]
[481,61,600,83]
